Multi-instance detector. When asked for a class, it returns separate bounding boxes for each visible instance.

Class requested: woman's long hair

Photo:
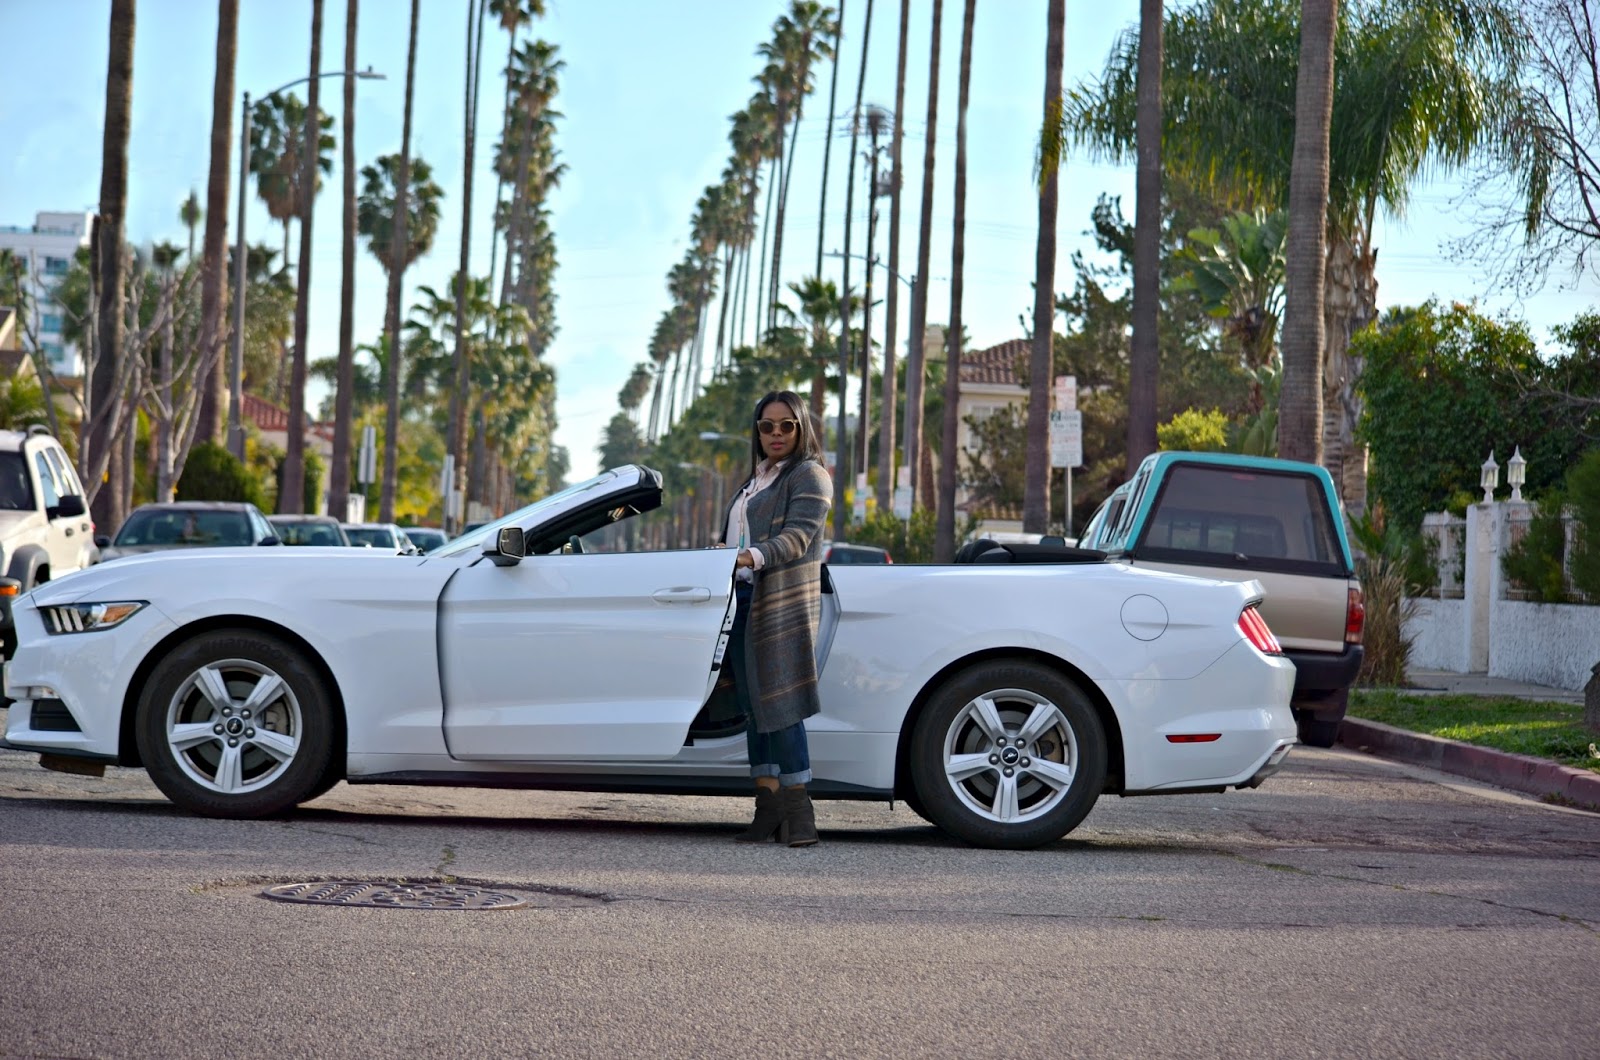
[749,389,823,475]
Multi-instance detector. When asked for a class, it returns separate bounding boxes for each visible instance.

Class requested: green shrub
[1356,553,1417,687]
[1157,408,1229,452]
[1501,493,1571,603]
[176,441,266,507]
[1566,448,1600,598]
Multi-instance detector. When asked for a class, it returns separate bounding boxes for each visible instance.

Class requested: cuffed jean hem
[749,764,814,786]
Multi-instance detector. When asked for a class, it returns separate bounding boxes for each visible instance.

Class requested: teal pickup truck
[1078,451,1365,746]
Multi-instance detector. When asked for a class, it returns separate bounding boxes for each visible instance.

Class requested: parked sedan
[3,465,1295,849]
[822,541,892,564]
[268,515,351,547]
[341,522,417,554]
[403,527,448,554]
[95,502,280,561]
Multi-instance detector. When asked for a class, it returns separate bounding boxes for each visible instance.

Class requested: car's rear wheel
[135,631,336,818]
[909,661,1106,849]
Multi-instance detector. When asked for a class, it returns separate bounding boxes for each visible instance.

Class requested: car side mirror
[260,534,282,546]
[94,535,111,549]
[485,526,525,567]
[50,494,87,519]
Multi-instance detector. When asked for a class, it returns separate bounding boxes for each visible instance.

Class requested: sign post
[1049,382,1082,537]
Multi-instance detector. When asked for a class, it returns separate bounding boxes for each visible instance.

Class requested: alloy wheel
[941,687,1079,824]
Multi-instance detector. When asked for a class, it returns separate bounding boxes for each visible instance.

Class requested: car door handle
[653,587,711,604]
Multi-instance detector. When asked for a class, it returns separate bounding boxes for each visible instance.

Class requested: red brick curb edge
[1337,717,1600,812]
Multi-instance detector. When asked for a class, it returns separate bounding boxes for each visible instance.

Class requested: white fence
[1405,501,1599,691]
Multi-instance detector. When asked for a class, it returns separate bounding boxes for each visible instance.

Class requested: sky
[3,0,1596,482]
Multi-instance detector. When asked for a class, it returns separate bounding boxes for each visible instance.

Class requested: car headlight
[41,601,147,634]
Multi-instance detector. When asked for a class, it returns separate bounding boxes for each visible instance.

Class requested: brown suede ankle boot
[735,786,783,842]
[778,786,819,847]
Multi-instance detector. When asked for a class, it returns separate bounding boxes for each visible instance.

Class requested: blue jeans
[730,581,813,786]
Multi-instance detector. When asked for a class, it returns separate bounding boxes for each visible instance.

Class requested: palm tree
[249,90,335,266]
[179,191,203,262]
[935,0,975,563]
[1278,0,1337,464]
[87,0,135,532]
[834,0,874,539]
[1024,0,1066,532]
[280,0,326,516]
[785,274,844,419]
[329,0,360,508]
[1124,0,1164,476]
[763,1,840,329]
[486,1,546,291]
[904,0,943,515]
[380,0,422,523]
[815,0,846,279]
[196,0,238,448]
[858,106,889,479]
[876,0,910,515]
[1060,0,1527,506]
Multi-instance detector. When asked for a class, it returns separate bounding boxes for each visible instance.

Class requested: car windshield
[115,509,252,546]
[345,527,396,549]
[430,470,621,557]
[273,521,346,546]
[0,452,35,511]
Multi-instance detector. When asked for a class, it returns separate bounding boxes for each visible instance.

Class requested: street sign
[892,486,912,520]
[1053,374,1077,412]
[1050,409,1082,469]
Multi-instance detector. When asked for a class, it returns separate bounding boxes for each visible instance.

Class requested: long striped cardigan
[729,457,833,733]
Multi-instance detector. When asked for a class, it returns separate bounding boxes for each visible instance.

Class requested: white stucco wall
[1405,597,1466,673]
[1487,599,1600,691]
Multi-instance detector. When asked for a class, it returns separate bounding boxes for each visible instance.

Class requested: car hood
[29,547,428,607]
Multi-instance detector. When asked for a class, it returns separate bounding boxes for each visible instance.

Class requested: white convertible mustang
[2,465,1296,848]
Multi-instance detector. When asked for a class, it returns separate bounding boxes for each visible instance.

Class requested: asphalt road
[0,732,1596,1059]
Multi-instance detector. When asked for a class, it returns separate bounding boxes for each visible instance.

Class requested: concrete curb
[1337,717,1600,811]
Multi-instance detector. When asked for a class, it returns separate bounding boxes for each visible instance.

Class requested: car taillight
[1239,606,1283,655]
[1345,586,1365,644]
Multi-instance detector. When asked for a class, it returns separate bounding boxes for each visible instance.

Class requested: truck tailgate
[1130,559,1352,653]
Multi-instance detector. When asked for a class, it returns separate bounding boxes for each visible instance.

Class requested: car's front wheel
[135,631,336,818]
[909,661,1107,849]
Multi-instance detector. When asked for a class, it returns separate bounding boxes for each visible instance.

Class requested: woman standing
[720,390,833,847]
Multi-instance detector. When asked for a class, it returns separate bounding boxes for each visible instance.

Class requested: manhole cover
[261,881,553,910]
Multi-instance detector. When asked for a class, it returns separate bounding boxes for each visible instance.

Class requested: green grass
[1349,690,1600,774]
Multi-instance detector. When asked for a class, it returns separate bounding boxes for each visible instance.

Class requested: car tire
[909,660,1107,849]
[1293,689,1349,748]
[135,630,336,818]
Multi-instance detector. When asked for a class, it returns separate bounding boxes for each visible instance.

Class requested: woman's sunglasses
[757,418,800,436]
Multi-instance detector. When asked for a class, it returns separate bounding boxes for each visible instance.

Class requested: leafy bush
[1356,554,1418,687]
[176,441,266,507]
[1157,408,1229,452]
[1501,493,1572,603]
[1566,448,1600,598]
[852,508,978,564]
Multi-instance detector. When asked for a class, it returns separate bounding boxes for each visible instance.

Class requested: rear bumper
[1286,644,1363,696]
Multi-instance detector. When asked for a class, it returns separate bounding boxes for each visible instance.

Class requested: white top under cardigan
[724,459,785,581]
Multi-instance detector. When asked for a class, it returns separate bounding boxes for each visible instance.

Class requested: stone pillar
[1463,502,1499,673]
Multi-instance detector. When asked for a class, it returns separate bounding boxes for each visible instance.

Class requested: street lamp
[1507,446,1527,502]
[1480,450,1500,503]
[228,67,385,461]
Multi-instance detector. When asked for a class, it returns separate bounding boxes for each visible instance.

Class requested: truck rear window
[1135,464,1347,576]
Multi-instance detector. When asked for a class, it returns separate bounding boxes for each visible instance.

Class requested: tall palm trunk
[903,0,942,515]
[196,0,238,449]
[329,0,359,510]
[1024,0,1065,532]
[836,0,874,539]
[487,27,518,307]
[875,0,910,515]
[380,0,421,521]
[1322,227,1376,515]
[714,242,734,371]
[934,0,975,563]
[282,0,324,514]
[1126,0,1162,477]
[765,110,790,331]
[815,0,845,279]
[88,0,135,533]
[447,0,488,532]
[1279,0,1338,464]
[646,364,665,441]
[753,159,778,342]
[858,119,881,479]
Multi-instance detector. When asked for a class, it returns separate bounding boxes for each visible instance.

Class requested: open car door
[438,467,738,761]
